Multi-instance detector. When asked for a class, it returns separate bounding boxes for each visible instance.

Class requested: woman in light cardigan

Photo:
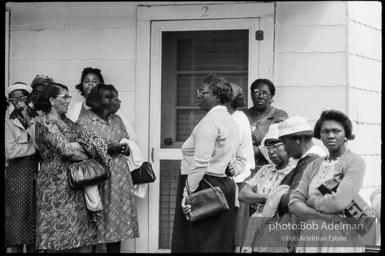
[289,109,366,253]
[171,74,245,253]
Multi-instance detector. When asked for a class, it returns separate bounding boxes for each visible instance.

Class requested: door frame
[135,2,274,253]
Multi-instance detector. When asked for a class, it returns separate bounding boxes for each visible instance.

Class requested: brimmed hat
[31,74,54,88]
[278,116,312,137]
[6,82,32,97]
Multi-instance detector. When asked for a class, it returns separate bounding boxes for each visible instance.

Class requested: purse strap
[185,177,216,196]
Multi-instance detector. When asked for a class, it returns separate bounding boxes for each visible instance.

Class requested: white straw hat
[278,116,312,137]
[6,82,32,97]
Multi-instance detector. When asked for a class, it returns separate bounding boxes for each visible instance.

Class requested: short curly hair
[75,67,105,96]
[35,83,69,114]
[202,74,232,104]
[86,83,118,112]
[250,78,276,97]
[314,109,355,140]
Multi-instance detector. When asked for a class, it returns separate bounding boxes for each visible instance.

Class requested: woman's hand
[107,142,122,155]
[225,162,237,177]
[181,196,191,220]
[16,101,31,122]
[120,143,130,156]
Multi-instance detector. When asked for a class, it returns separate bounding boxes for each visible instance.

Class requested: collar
[300,144,326,159]
[207,105,227,115]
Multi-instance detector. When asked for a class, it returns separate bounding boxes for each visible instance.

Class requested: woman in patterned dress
[5,82,39,253]
[34,83,97,252]
[77,83,139,253]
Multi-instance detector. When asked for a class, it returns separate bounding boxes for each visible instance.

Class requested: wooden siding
[273,86,346,122]
[347,1,382,202]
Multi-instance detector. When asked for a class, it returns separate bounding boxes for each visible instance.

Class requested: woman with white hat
[5,82,39,253]
[276,116,326,216]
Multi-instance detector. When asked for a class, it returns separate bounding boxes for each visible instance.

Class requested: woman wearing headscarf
[5,82,39,253]
[76,83,139,253]
[241,117,325,253]
[244,79,288,172]
[171,74,245,253]
[289,110,366,252]
[240,124,295,253]
[34,82,97,252]
[68,67,137,142]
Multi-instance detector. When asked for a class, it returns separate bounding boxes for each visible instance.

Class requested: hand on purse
[107,142,122,155]
[181,196,191,220]
[120,143,130,156]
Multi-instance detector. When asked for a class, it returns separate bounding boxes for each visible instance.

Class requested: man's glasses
[56,94,72,101]
[252,89,271,98]
[8,96,28,104]
[196,89,213,98]
[265,142,284,152]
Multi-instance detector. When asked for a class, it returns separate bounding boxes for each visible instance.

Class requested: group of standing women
[171,74,369,253]
[4,68,139,253]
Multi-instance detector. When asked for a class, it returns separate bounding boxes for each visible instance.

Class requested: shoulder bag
[68,158,111,190]
[131,161,156,184]
[185,178,229,222]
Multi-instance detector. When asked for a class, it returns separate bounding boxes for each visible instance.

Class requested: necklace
[325,147,349,163]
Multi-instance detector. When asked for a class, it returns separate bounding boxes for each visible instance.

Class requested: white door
[148,18,261,252]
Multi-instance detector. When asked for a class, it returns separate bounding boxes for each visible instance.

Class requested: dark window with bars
[161,30,249,148]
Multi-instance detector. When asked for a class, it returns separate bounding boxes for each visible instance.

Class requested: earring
[296,140,300,145]
[344,138,347,141]
[51,102,55,106]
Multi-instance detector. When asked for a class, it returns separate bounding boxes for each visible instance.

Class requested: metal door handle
[151,147,154,162]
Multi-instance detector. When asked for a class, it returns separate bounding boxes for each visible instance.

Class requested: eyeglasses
[265,142,284,152]
[56,94,72,101]
[196,89,213,98]
[252,89,271,98]
[8,96,28,104]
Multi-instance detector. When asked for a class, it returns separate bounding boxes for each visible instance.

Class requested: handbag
[185,178,229,222]
[131,161,156,184]
[68,158,111,190]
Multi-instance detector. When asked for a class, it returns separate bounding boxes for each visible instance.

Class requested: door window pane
[161,30,249,148]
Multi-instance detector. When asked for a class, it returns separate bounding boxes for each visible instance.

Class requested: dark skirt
[190,175,236,252]
[171,174,236,253]
[5,156,38,246]
[171,174,191,253]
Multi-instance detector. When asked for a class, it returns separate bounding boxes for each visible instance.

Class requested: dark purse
[185,178,229,222]
[131,161,156,184]
[68,158,111,190]
[317,173,376,236]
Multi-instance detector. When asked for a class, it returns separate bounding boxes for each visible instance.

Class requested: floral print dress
[35,114,97,250]
[77,110,139,244]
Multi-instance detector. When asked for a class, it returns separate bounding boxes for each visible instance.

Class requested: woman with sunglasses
[171,74,246,253]
[5,82,40,253]
[244,79,288,174]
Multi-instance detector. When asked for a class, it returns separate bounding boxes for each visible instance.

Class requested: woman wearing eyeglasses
[239,124,295,252]
[34,83,97,252]
[171,74,246,253]
[5,82,40,253]
[244,79,288,174]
